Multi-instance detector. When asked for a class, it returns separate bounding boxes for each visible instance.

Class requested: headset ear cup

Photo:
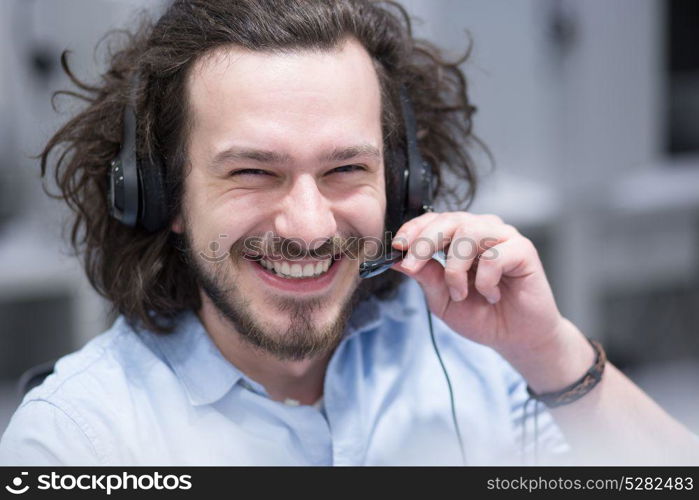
[138,156,168,232]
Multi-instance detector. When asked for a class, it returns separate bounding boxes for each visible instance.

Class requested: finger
[443,223,513,301]
[473,236,532,304]
[400,214,462,273]
[479,213,506,225]
[391,212,440,250]
[392,258,449,314]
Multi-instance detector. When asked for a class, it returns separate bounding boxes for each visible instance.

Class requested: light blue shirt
[0,279,569,465]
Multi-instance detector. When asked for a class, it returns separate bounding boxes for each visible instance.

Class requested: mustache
[195,231,392,264]
[239,232,366,261]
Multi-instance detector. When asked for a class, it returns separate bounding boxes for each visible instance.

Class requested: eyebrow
[211,148,291,165]
[321,144,382,163]
[209,143,382,170]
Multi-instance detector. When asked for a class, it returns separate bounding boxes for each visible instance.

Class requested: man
[1,0,697,465]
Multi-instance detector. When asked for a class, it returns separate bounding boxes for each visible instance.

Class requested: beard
[179,226,366,362]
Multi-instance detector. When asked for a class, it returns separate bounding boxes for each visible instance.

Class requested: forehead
[185,38,383,160]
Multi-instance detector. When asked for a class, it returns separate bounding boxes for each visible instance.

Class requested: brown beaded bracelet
[525,337,606,408]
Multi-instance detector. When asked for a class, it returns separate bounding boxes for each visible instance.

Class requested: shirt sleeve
[0,399,103,466]
[506,366,573,465]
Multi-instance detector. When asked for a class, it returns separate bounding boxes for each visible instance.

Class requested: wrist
[499,318,597,394]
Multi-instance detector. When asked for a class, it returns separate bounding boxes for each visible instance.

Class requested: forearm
[500,318,699,465]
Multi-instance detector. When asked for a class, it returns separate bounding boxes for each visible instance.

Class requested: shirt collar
[150,310,244,406]
[146,280,421,407]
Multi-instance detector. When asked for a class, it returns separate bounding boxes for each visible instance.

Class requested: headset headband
[399,85,433,222]
[108,83,433,236]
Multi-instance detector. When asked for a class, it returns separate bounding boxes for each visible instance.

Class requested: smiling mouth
[249,255,340,279]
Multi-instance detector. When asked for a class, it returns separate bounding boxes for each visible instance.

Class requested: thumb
[392,258,449,312]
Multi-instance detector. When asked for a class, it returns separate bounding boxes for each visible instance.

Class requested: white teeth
[256,257,335,279]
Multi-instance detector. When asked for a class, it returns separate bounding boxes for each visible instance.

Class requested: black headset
[358,87,434,278]
[396,86,434,222]
[107,78,432,236]
[107,74,169,233]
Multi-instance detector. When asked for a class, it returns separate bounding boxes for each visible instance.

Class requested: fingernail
[486,291,500,304]
[392,235,408,249]
[449,287,463,302]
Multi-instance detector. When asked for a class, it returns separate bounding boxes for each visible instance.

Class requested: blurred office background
[1,0,698,437]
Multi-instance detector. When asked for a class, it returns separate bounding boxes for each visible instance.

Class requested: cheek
[365,176,387,235]
[183,178,265,251]
[337,190,386,238]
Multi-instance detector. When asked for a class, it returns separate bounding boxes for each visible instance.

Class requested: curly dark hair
[40,0,481,333]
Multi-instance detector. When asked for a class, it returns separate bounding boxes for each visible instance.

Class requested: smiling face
[173,38,387,360]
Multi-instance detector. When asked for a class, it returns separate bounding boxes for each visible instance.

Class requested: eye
[328,165,365,175]
[229,168,272,177]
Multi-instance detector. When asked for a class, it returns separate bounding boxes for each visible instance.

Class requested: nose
[273,174,338,251]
